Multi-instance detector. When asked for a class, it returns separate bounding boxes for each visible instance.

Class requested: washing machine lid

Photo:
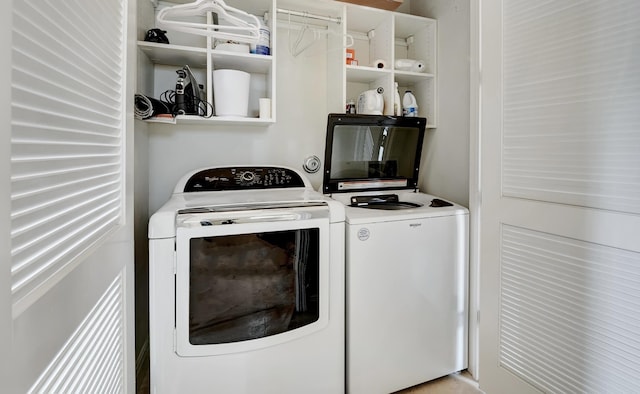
[322,114,426,194]
[330,190,469,224]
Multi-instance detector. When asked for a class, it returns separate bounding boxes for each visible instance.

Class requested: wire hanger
[156,0,261,44]
[284,13,354,58]
[288,13,315,57]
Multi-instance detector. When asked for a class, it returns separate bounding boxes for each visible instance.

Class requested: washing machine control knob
[241,171,255,183]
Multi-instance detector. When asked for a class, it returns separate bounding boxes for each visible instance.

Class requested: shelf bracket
[405,35,415,47]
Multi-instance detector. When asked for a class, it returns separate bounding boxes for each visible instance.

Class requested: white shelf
[137,0,276,127]
[343,4,437,126]
[138,41,273,74]
[145,114,275,126]
[211,51,273,74]
[138,41,208,68]
[139,1,436,127]
[394,70,434,85]
[346,65,392,83]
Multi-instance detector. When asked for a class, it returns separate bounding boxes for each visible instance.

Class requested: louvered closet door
[8,0,135,392]
[478,1,640,393]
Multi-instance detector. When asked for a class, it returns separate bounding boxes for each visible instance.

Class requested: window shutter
[11,0,126,310]
[497,1,640,391]
[502,0,640,214]
[28,276,125,393]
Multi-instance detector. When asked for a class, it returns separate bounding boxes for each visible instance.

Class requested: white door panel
[6,0,136,391]
[478,1,640,393]
[12,244,131,393]
[1,2,12,389]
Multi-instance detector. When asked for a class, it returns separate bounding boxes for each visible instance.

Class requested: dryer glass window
[188,228,320,345]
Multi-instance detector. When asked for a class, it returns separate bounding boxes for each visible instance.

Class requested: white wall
[134,0,155,374]
[146,26,331,212]
[412,0,470,207]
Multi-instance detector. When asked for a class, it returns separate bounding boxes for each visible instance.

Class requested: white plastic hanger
[284,13,354,58]
[156,0,261,44]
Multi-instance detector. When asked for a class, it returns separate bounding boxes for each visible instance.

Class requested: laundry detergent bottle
[394,82,402,116]
[357,87,384,115]
[402,90,418,117]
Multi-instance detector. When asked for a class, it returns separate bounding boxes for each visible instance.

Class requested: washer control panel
[183,166,306,192]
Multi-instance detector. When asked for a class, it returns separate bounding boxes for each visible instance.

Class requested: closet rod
[276,8,341,24]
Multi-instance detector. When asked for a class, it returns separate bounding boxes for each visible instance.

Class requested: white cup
[259,98,271,119]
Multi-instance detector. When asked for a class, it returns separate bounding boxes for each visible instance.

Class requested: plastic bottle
[346,99,356,114]
[256,18,270,55]
[394,82,402,116]
[402,90,418,117]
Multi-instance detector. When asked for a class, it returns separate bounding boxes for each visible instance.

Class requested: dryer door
[174,208,331,357]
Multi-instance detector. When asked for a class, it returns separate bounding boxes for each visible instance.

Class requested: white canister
[213,69,251,117]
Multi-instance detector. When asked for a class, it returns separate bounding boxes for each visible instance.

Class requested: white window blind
[11,0,125,309]
[498,1,640,391]
[28,276,125,393]
[500,225,640,392]
[502,0,640,214]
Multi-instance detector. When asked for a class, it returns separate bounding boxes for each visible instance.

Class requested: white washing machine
[148,166,345,393]
[322,114,469,394]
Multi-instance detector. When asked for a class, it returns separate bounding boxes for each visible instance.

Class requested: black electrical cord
[160,89,213,118]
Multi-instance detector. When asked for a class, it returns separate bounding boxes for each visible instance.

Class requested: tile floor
[136,367,484,394]
[139,366,483,394]
[396,371,484,394]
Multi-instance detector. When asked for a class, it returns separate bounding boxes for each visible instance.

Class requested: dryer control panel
[183,166,306,192]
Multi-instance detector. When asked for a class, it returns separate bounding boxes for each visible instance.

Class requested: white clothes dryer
[322,114,469,394]
[148,166,345,393]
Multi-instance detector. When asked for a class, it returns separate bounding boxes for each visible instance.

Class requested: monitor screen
[323,114,426,193]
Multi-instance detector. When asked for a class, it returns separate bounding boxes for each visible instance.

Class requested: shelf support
[276,8,341,25]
